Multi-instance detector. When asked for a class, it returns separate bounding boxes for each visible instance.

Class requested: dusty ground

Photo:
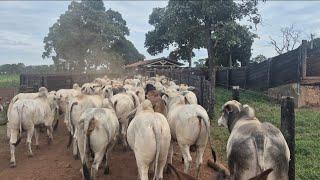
[0,120,217,180]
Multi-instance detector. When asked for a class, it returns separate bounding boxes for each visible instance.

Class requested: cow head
[100,85,113,99]
[218,100,255,132]
[38,87,49,97]
[73,83,80,90]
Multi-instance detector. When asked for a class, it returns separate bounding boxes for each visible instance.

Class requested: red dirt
[0,121,217,180]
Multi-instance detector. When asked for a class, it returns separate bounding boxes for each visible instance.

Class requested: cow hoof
[47,139,52,145]
[122,147,128,152]
[181,157,184,163]
[73,154,79,160]
[28,153,34,157]
[9,162,16,168]
[104,166,110,175]
[35,145,40,149]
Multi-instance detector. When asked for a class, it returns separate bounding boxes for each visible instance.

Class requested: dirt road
[0,121,216,180]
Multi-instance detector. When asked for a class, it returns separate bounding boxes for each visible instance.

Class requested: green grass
[0,74,19,88]
[212,87,320,180]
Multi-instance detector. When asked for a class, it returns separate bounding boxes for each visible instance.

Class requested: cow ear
[224,104,233,113]
[187,86,195,91]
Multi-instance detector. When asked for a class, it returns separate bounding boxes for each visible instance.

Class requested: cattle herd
[3,74,291,180]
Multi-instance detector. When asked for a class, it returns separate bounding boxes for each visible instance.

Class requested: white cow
[127,100,171,180]
[180,90,197,104]
[65,93,104,159]
[7,90,55,167]
[218,100,290,180]
[77,106,119,180]
[167,95,213,179]
[110,91,139,149]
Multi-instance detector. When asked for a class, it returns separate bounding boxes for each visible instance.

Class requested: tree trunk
[229,48,232,68]
[188,47,193,67]
[207,29,215,118]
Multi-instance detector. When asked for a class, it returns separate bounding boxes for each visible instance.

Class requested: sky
[0,1,320,66]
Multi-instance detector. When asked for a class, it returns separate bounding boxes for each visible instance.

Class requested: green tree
[250,54,267,64]
[145,0,261,115]
[43,0,143,72]
[215,23,256,67]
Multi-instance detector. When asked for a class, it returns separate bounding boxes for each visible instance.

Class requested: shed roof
[125,57,184,68]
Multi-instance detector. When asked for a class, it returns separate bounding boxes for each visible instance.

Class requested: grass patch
[212,87,320,179]
[0,74,19,88]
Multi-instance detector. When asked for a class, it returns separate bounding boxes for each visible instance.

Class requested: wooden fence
[0,88,17,102]
[19,72,122,92]
[217,40,320,90]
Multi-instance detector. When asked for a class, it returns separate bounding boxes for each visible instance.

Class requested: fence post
[200,76,205,106]
[281,97,295,180]
[300,40,308,79]
[232,86,240,102]
[267,58,272,88]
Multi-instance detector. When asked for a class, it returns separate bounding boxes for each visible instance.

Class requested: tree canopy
[43,0,144,72]
[145,0,261,115]
[145,0,260,68]
[250,54,267,64]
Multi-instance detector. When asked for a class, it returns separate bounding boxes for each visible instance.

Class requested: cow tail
[14,104,24,146]
[66,100,78,148]
[252,132,266,173]
[82,117,95,180]
[113,100,118,114]
[53,107,59,131]
[152,121,161,180]
[128,92,140,108]
[82,133,90,180]
[197,109,216,162]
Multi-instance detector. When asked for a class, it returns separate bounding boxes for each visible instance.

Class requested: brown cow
[146,90,167,117]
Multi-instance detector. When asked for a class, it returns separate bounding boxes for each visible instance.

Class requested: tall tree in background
[42,0,144,72]
[145,0,261,116]
[250,54,267,64]
[269,24,301,55]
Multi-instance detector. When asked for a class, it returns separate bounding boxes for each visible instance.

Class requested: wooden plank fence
[216,40,320,90]
[19,72,122,92]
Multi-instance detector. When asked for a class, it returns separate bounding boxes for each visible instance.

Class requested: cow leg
[9,144,16,168]
[9,129,19,168]
[34,127,40,149]
[179,144,192,173]
[73,138,79,159]
[157,158,167,180]
[91,150,104,180]
[46,126,53,144]
[26,126,34,157]
[121,122,128,150]
[104,139,116,175]
[195,146,205,179]
[136,161,149,180]
[168,143,173,164]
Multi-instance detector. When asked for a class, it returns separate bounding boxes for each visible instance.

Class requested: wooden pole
[301,40,308,79]
[232,86,240,102]
[281,96,295,180]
